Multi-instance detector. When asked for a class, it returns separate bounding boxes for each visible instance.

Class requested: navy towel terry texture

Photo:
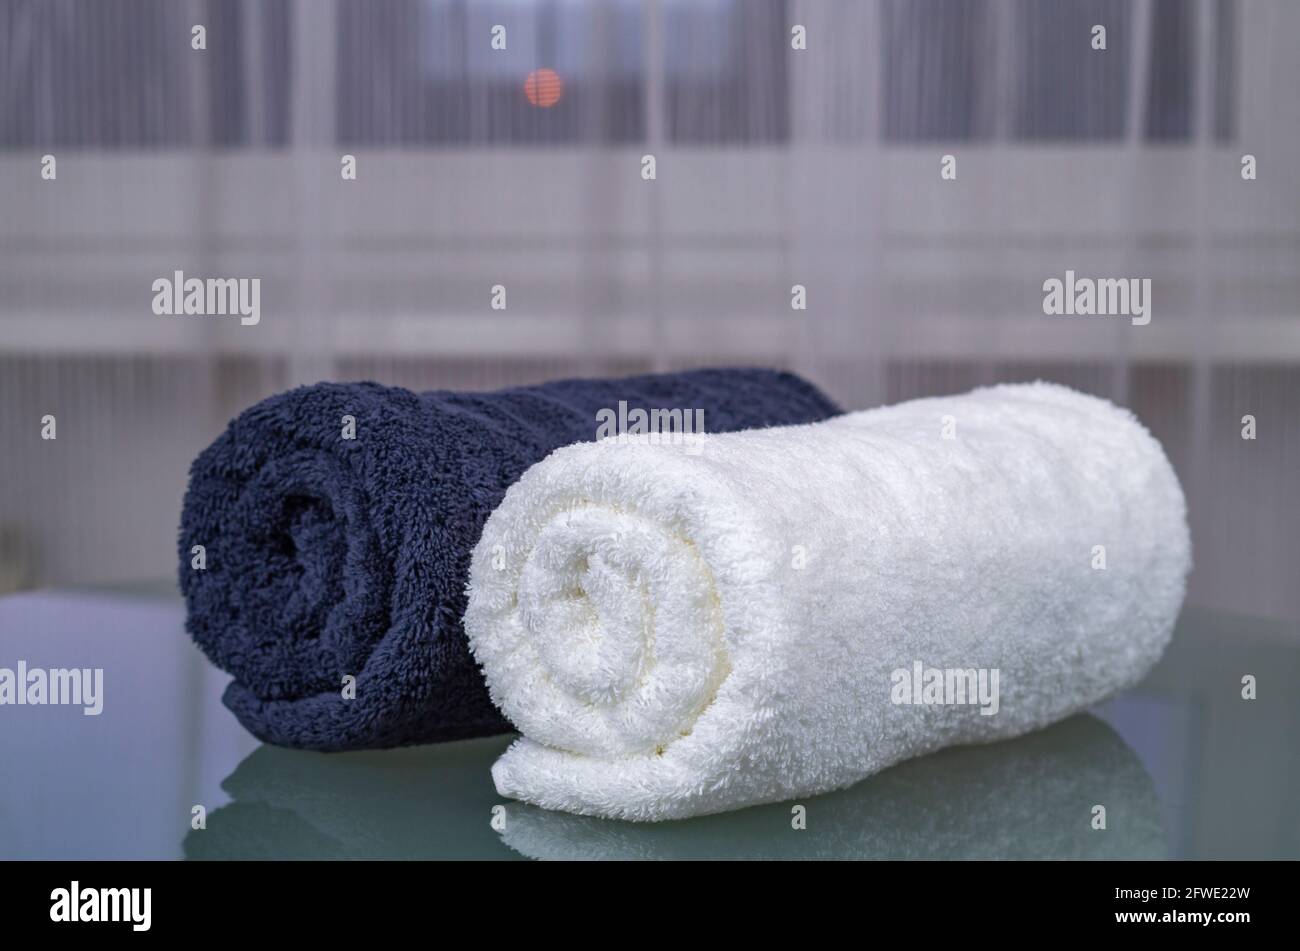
[179,368,842,751]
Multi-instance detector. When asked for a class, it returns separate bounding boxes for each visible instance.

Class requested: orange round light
[524,68,563,108]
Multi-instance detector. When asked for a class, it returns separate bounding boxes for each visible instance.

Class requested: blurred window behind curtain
[0,0,1236,150]
[0,0,291,148]
[334,0,790,147]
[663,0,788,144]
[881,0,1235,143]
[337,0,645,145]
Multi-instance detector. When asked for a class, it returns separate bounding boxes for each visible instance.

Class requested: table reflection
[186,714,1163,860]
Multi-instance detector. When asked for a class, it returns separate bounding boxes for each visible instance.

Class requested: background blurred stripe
[1,0,1297,626]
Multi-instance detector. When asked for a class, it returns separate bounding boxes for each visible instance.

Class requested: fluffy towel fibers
[178,368,841,751]
[466,382,1191,820]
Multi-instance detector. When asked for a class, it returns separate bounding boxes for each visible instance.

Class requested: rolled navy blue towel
[178,368,842,751]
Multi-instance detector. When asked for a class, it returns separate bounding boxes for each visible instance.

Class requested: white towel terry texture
[465,382,1191,821]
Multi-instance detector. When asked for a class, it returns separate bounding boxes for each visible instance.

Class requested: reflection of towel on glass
[178,368,841,751]
[468,383,1191,820]
[497,715,1166,859]
[182,736,519,861]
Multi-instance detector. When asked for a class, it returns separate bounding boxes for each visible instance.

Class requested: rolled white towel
[466,382,1190,821]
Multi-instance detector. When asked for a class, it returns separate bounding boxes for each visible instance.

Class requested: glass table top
[1,584,1296,860]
